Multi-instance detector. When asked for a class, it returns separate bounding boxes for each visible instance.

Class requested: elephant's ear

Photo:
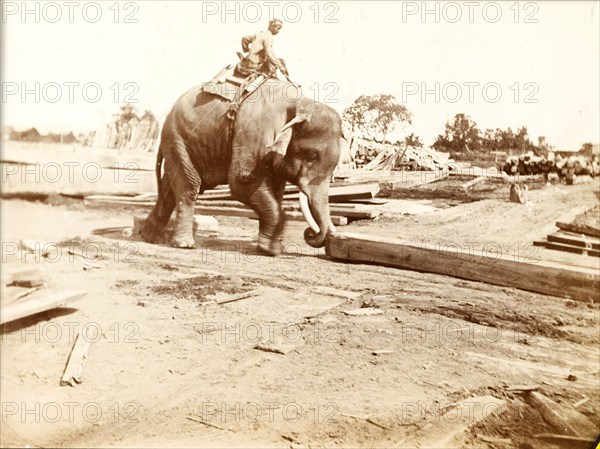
[268,112,310,156]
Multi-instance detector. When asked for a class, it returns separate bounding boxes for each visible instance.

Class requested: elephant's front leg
[246,183,287,256]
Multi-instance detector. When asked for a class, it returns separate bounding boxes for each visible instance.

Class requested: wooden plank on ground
[533,433,597,449]
[61,332,92,386]
[1,287,39,305]
[283,183,380,202]
[191,206,348,226]
[325,232,600,302]
[534,240,600,258]
[347,198,389,205]
[413,396,507,449]
[547,232,600,250]
[527,391,598,438]
[0,290,86,325]
[461,176,485,190]
[283,203,381,219]
[2,264,44,288]
[556,221,600,238]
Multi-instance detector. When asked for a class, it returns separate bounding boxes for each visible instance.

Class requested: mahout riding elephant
[141,79,343,256]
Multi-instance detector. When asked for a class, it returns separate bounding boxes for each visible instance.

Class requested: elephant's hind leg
[142,170,175,243]
[169,159,201,249]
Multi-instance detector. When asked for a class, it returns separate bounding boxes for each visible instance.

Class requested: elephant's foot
[257,234,283,256]
[171,233,196,249]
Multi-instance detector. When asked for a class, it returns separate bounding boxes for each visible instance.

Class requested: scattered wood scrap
[573,397,590,408]
[61,332,92,387]
[526,391,598,438]
[341,413,390,430]
[254,337,305,355]
[186,415,231,431]
[343,308,383,316]
[506,384,541,392]
[215,289,262,305]
[413,396,507,448]
[310,286,363,299]
[1,290,86,325]
[326,232,600,302]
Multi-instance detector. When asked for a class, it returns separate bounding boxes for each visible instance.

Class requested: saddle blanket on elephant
[201,64,265,102]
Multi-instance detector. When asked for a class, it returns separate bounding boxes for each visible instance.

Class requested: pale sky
[2,0,599,149]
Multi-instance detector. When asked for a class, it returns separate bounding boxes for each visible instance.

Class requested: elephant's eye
[305,151,318,162]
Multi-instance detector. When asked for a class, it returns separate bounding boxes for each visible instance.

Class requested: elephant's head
[269,97,343,248]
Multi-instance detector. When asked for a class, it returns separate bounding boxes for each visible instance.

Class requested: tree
[113,104,139,131]
[404,133,423,148]
[343,94,412,142]
[141,109,157,122]
[432,113,481,154]
[21,128,42,141]
[580,142,593,155]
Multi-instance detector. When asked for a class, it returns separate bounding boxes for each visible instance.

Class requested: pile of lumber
[534,221,600,258]
[503,152,599,179]
[84,182,388,224]
[1,264,85,325]
[351,139,449,171]
[92,118,159,152]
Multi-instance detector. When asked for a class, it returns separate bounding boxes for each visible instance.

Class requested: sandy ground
[1,179,599,448]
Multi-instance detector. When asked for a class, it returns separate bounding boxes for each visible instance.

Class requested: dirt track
[1,179,599,448]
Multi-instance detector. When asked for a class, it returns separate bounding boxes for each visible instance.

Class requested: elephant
[141,78,343,256]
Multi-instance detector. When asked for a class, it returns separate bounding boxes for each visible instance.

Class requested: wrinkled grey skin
[141,79,343,255]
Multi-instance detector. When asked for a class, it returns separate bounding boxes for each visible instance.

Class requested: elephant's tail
[155,145,163,198]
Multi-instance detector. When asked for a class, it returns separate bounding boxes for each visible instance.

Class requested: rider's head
[268,18,283,34]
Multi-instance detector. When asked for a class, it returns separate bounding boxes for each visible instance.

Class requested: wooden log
[0,290,86,325]
[527,391,598,437]
[60,332,92,387]
[533,434,597,449]
[556,221,600,238]
[326,232,600,302]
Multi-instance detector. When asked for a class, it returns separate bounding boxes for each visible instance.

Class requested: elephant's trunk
[299,185,335,248]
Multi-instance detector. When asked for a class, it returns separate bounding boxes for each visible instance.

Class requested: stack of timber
[1,263,85,325]
[83,182,388,224]
[350,138,449,171]
[503,151,599,180]
[534,221,600,258]
[92,117,160,152]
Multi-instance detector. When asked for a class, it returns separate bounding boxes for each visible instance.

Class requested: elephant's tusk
[299,191,320,234]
